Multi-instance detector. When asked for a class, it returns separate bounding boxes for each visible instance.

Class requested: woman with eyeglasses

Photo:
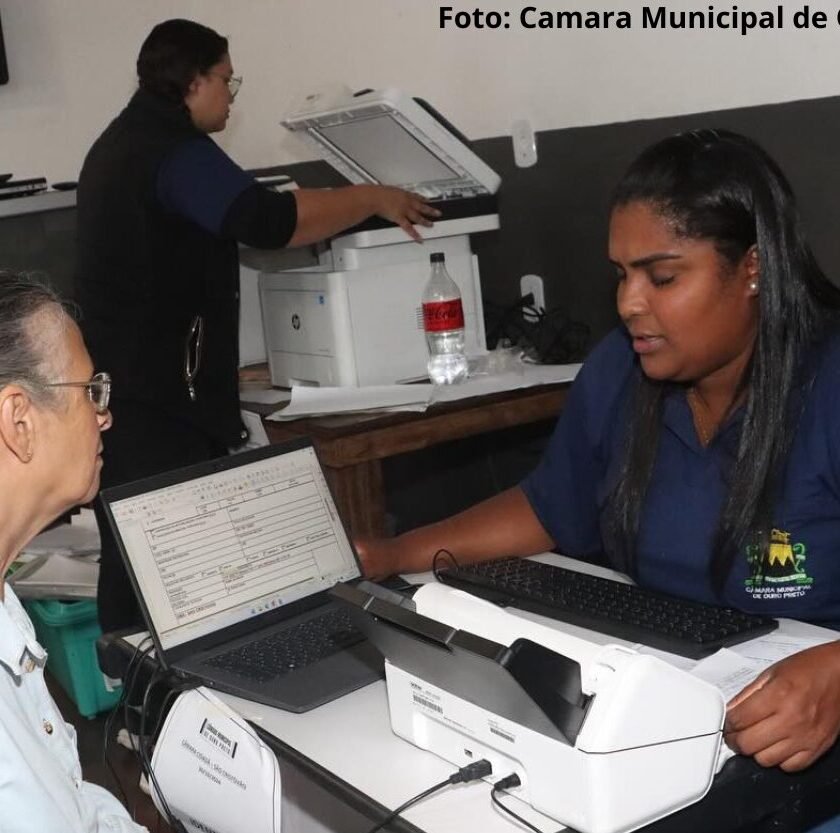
[75,18,440,634]
[0,271,151,832]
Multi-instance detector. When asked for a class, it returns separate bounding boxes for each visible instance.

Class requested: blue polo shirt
[157,137,254,233]
[156,137,297,246]
[522,327,840,627]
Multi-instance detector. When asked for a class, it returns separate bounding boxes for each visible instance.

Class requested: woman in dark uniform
[75,18,438,631]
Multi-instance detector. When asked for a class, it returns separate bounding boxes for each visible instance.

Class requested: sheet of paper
[690,649,766,700]
[730,630,837,665]
[267,384,433,420]
[430,362,581,404]
[239,388,293,406]
[9,552,99,599]
[686,627,839,701]
[521,362,583,386]
[22,508,100,556]
[255,363,580,419]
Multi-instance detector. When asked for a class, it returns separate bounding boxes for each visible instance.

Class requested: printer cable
[102,636,154,811]
[365,758,492,833]
[491,774,553,833]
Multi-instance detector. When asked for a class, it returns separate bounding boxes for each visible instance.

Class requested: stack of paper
[8,509,101,599]
[9,554,99,600]
[264,363,581,421]
[267,384,432,421]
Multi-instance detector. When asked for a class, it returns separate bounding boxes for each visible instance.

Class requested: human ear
[0,387,36,463]
[184,74,202,104]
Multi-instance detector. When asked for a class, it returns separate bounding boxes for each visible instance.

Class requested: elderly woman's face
[609,200,759,386]
[40,320,111,507]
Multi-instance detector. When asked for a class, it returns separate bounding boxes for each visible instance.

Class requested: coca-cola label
[423,299,464,332]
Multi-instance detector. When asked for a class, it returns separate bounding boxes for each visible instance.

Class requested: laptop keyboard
[203,607,364,682]
[438,558,777,659]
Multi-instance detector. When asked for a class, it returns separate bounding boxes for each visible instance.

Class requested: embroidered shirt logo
[745,528,813,600]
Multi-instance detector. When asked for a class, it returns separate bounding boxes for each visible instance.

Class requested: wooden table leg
[323,460,386,539]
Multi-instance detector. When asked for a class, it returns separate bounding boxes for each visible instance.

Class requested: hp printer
[259,88,500,386]
[333,581,727,833]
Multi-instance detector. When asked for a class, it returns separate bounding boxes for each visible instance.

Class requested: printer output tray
[331,583,589,745]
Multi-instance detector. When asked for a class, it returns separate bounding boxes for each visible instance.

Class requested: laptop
[100,438,383,713]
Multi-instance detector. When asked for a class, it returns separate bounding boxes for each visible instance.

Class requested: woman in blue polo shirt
[358,130,840,790]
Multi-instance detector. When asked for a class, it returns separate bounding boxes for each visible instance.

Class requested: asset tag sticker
[200,718,238,759]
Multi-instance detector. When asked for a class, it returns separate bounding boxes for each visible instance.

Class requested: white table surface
[125,553,840,833]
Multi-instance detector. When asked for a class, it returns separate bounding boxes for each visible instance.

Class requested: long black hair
[603,129,840,593]
[137,19,228,104]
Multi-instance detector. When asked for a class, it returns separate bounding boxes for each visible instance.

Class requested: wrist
[354,184,381,216]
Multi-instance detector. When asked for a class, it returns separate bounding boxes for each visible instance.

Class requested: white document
[429,363,579,404]
[267,384,432,421]
[690,649,767,701]
[264,363,580,419]
[8,553,99,600]
[22,507,100,556]
[240,389,293,406]
[690,628,838,701]
[730,629,837,665]
[151,687,282,833]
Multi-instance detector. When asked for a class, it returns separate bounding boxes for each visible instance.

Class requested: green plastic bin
[26,599,121,718]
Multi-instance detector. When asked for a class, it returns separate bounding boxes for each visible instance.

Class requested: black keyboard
[438,558,777,659]
[203,607,364,682]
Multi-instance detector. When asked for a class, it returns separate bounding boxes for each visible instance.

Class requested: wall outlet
[512,119,538,168]
[520,274,545,321]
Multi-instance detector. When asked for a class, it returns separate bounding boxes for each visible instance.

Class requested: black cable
[101,637,154,812]
[484,294,590,365]
[490,774,549,833]
[366,759,492,833]
[431,548,459,582]
[139,664,188,833]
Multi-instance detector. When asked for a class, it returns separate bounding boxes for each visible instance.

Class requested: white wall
[2,0,840,183]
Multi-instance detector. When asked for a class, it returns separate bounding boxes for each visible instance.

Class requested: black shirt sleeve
[219,184,298,249]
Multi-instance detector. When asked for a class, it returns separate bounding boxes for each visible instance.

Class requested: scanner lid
[282,87,500,201]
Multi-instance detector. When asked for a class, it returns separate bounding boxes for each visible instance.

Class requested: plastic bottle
[422,252,468,384]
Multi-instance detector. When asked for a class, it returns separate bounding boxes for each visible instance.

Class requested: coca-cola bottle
[422,252,468,384]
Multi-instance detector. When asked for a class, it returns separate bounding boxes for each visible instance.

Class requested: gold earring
[749,281,758,292]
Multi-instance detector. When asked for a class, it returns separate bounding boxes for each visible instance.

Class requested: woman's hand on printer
[288,185,440,246]
[370,186,441,242]
[724,640,840,772]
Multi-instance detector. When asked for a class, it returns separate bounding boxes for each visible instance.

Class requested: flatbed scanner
[259,88,500,387]
[333,582,727,833]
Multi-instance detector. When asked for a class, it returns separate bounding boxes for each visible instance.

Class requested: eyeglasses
[46,372,111,414]
[208,72,243,99]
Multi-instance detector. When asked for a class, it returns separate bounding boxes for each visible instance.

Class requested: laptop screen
[106,444,361,651]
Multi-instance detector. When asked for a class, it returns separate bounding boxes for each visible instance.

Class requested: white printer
[259,88,500,387]
[333,582,727,833]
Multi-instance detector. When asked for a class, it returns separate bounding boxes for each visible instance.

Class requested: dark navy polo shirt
[157,137,254,234]
[522,327,840,627]
[156,136,297,250]
[157,136,251,234]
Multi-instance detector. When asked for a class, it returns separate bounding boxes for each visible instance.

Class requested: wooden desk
[260,383,569,538]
